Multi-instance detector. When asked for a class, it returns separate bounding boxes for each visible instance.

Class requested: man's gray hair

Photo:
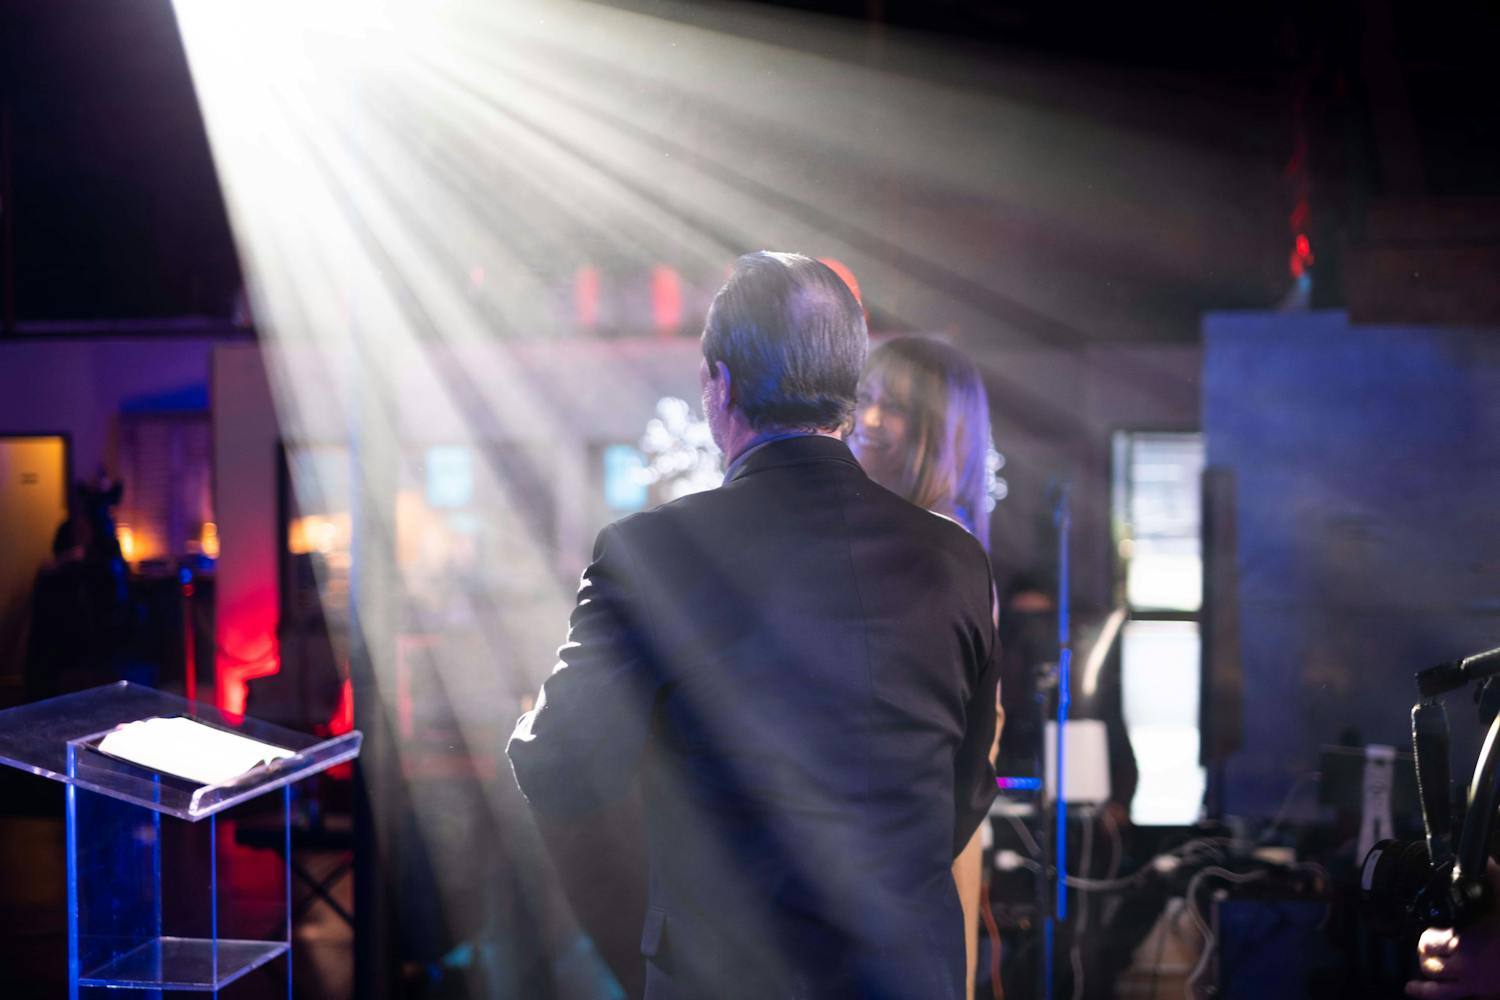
[701,252,869,432]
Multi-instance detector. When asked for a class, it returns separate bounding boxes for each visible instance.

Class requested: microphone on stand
[1418,646,1500,699]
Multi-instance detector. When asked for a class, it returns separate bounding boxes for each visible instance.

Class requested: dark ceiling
[0,0,1494,332]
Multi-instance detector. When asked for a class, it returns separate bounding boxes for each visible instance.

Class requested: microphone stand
[1408,646,1500,925]
[1043,484,1073,1000]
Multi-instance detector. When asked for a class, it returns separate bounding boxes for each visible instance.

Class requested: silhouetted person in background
[25,475,132,699]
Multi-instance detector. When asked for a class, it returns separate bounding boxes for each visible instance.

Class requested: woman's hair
[863,336,993,550]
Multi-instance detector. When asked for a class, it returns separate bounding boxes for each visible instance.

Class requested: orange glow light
[287,513,348,555]
[200,521,221,560]
[116,524,137,563]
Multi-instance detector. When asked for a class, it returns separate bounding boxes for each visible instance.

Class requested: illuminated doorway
[0,435,69,699]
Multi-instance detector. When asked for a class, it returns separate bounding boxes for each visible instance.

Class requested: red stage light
[328,678,354,735]
[651,265,682,335]
[1289,232,1314,279]
[216,595,281,718]
[575,266,600,328]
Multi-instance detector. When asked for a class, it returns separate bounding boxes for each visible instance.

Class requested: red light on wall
[323,678,356,779]
[651,266,682,335]
[216,652,279,719]
[575,266,600,328]
[328,678,354,736]
[1289,202,1310,234]
[216,592,281,718]
[1290,232,1314,279]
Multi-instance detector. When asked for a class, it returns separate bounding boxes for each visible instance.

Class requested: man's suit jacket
[508,435,1000,999]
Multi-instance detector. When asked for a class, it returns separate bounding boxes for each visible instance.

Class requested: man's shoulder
[857,478,991,563]
[590,488,730,560]
[604,471,989,575]
[606,485,725,534]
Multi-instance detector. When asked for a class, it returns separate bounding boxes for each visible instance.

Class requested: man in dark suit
[508,252,1000,999]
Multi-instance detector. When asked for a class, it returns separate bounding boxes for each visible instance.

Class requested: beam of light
[170,0,1259,990]
[1081,605,1128,700]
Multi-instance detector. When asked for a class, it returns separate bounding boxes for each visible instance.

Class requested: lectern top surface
[0,681,361,820]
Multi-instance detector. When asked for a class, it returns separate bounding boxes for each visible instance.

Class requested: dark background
[2,0,1497,330]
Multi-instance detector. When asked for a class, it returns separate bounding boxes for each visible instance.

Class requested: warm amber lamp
[116,524,136,563]
[200,521,221,560]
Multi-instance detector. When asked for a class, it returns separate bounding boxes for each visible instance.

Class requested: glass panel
[603,444,649,513]
[70,779,294,991]
[1121,619,1206,825]
[117,414,214,567]
[1114,432,1205,612]
[72,782,161,985]
[78,936,288,990]
[424,445,475,510]
[0,681,360,820]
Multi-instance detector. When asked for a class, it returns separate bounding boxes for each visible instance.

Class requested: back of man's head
[702,252,868,433]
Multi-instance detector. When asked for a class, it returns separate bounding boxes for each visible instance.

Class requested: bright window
[1120,619,1206,826]
[1113,431,1207,826]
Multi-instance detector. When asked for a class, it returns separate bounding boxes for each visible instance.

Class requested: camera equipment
[1362,645,1500,931]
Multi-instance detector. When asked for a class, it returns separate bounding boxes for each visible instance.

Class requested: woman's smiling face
[850,369,913,492]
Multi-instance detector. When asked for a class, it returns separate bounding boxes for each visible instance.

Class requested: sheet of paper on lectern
[96,716,297,786]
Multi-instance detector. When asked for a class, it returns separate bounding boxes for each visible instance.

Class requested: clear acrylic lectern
[0,681,362,995]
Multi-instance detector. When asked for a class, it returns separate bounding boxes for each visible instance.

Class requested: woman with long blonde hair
[850,335,1001,1000]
